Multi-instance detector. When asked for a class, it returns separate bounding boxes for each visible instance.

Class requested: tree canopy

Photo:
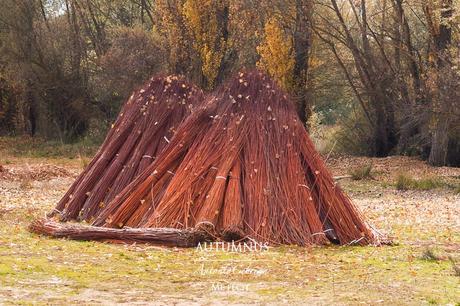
[0,0,459,166]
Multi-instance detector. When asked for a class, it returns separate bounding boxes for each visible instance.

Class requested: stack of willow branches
[52,75,204,222]
[35,70,378,246]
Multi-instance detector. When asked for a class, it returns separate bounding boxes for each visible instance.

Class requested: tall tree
[425,0,455,166]
[317,0,398,156]
[256,0,314,124]
[183,0,230,88]
[292,0,314,123]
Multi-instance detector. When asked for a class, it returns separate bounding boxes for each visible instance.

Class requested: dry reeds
[52,75,204,222]
[88,70,378,246]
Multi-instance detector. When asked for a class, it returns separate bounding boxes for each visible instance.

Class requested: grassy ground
[0,137,459,304]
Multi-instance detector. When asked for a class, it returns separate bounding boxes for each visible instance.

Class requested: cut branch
[29,218,215,247]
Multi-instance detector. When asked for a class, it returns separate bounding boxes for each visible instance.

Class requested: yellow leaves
[155,0,229,88]
[202,44,221,87]
[309,56,323,69]
[155,0,190,73]
[183,0,227,88]
[257,17,295,90]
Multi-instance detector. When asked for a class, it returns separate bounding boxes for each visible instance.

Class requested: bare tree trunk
[20,2,38,136]
[429,116,450,166]
[329,0,398,156]
[394,0,423,153]
[292,0,313,125]
[215,2,230,86]
[427,0,453,166]
[140,0,154,25]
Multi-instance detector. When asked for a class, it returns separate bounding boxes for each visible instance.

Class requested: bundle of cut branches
[86,70,378,246]
[52,75,204,222]
[29,218,214,247]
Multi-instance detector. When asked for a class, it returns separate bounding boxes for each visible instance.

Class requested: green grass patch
[0,136,99,159]
[395,173,445,191]
[449,257,460,277]
[1,202,459,304]
[349,163,373,181]
[420,248,442,261]
[455,185,460,194]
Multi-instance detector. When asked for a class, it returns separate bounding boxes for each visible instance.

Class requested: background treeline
[0,0,459,166]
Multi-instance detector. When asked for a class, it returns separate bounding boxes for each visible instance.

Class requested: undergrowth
[395,173,445,191]
[349,164,373,180]
[0,136,99,159]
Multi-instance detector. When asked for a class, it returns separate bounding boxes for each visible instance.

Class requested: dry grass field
[0,137,459,304]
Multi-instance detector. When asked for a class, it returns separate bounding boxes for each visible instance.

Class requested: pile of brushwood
[52,75,203,222]
[31,70,380,247]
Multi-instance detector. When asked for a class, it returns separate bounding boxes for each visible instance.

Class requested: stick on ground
[29,218,214,247]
